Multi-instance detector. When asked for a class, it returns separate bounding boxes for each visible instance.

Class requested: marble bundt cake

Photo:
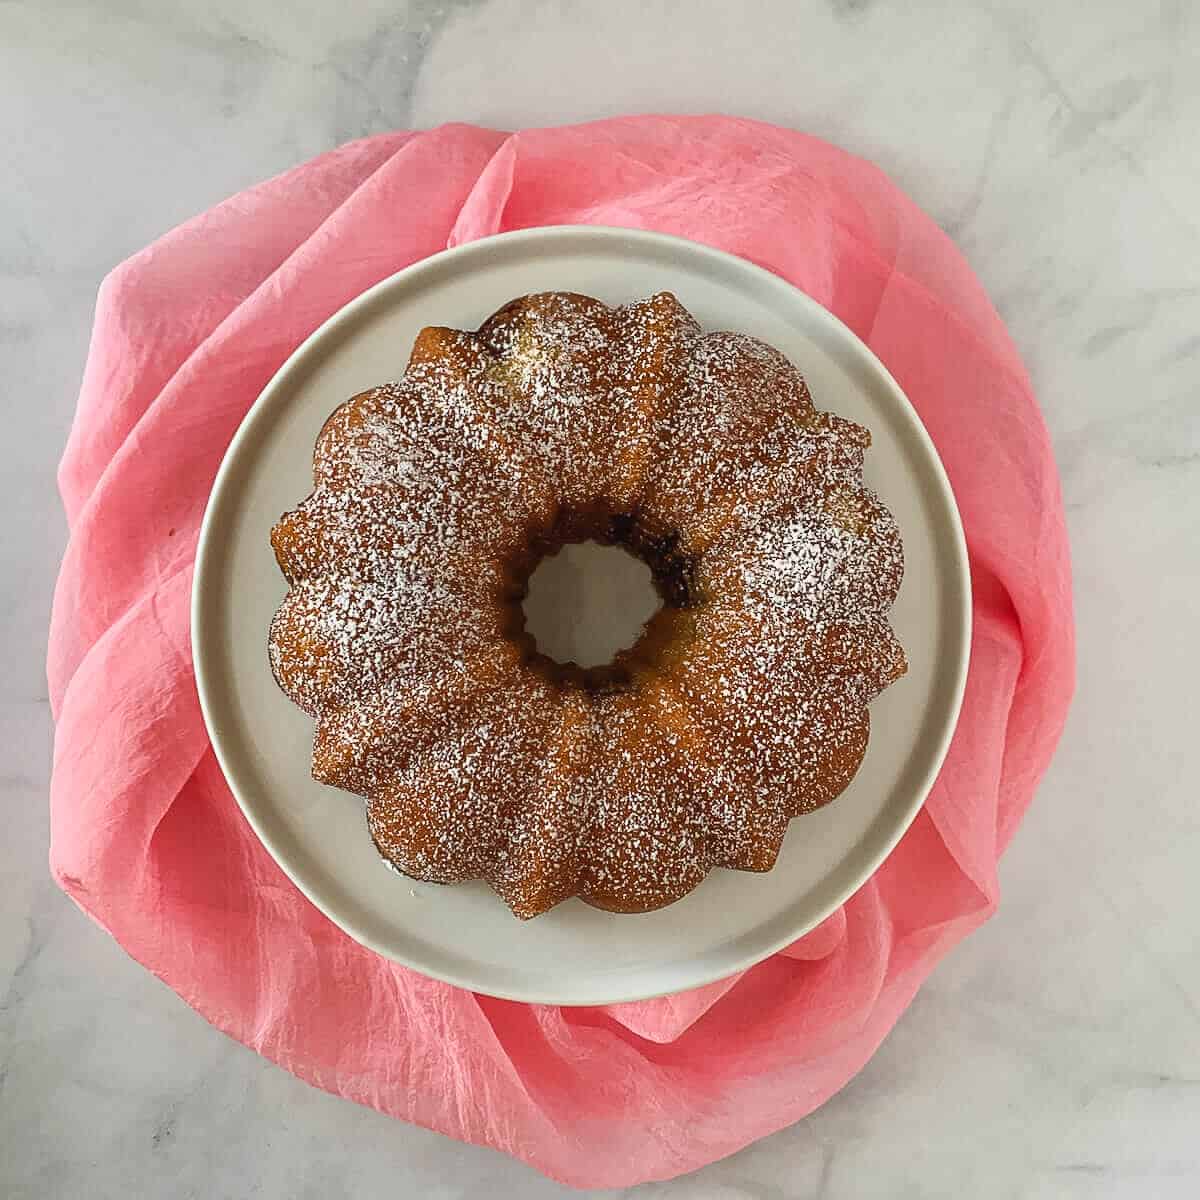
[268,291,907,919]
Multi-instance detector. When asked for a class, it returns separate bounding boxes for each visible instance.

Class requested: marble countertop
[4,1,1198,1196]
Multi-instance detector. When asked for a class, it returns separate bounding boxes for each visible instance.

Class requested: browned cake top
[269,291,906,918]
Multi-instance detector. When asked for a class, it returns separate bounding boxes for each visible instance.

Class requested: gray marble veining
[3,1,1199,1196]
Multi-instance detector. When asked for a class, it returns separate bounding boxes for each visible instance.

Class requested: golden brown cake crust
[268,291,906,919]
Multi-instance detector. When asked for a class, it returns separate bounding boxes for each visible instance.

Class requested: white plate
[192,227,970,1005]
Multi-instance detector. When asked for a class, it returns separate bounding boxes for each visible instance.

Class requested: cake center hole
[522,541,660,669]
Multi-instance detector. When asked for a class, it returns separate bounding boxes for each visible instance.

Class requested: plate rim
[191,224,972,1005]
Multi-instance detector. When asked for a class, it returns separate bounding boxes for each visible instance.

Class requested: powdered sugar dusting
[268,291,906,918]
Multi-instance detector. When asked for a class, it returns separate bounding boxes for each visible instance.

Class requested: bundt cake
[268,291,906,919]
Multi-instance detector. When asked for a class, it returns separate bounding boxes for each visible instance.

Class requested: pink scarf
[48,117,1073,1188]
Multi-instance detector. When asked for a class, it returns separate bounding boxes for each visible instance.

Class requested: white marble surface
[3,1,1199,1196]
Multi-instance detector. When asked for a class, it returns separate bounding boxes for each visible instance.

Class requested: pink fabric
[48,117,1073,1188]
